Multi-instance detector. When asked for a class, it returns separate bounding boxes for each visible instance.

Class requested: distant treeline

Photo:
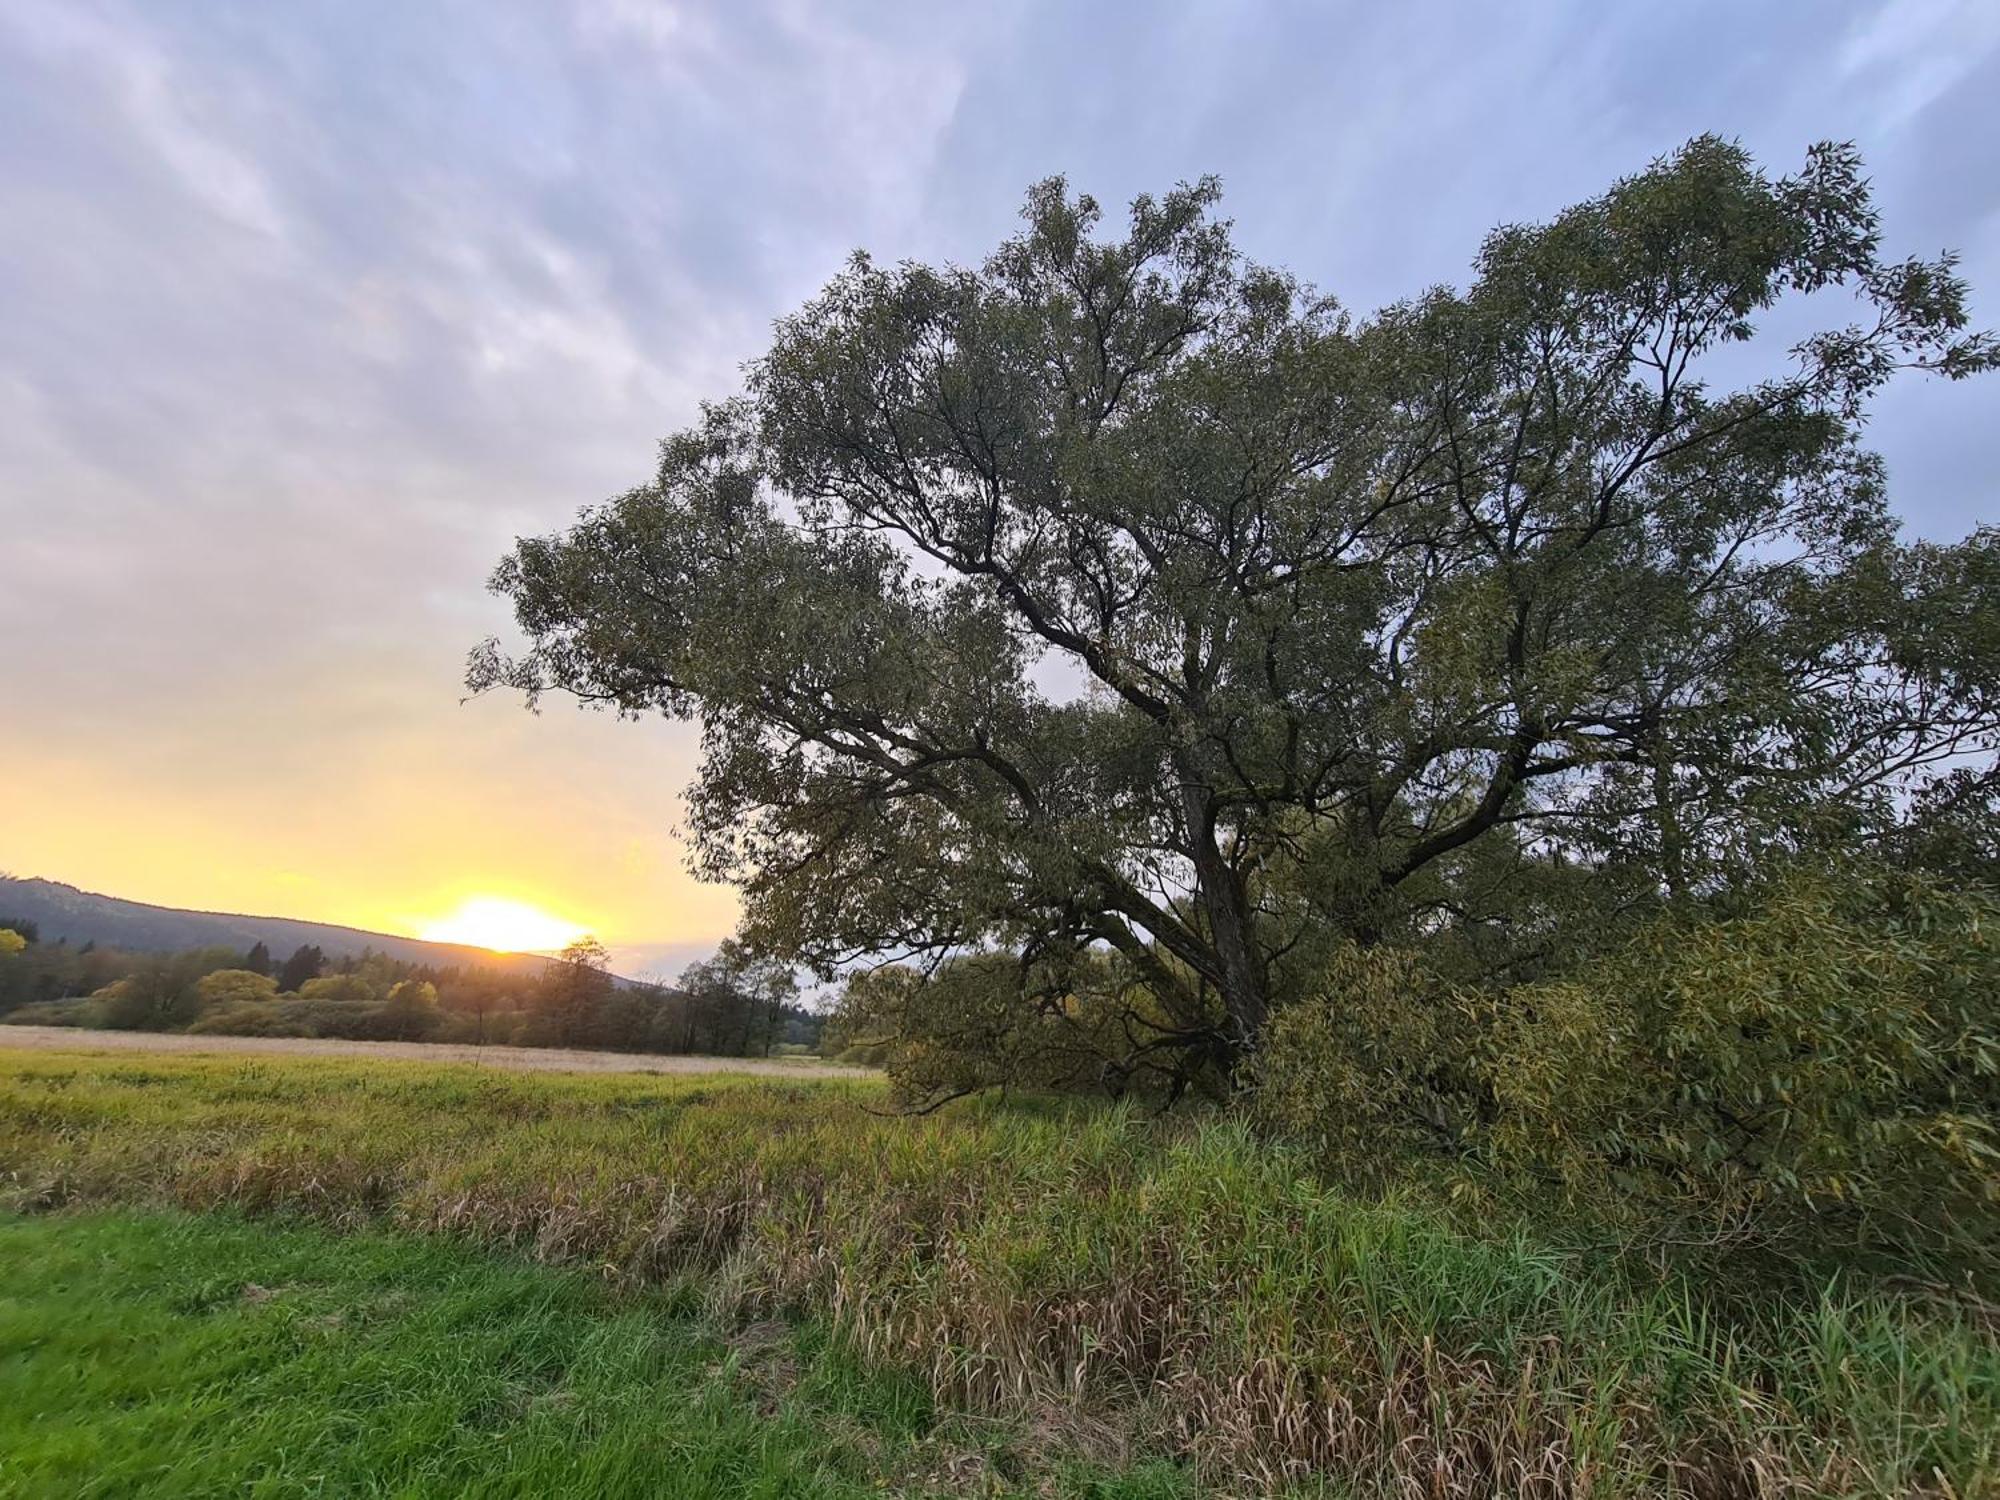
[0,921,821,1057]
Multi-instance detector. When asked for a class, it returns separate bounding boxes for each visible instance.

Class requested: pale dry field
[0,1024,866,1079]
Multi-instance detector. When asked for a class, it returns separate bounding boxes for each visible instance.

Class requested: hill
[0,876,571,981]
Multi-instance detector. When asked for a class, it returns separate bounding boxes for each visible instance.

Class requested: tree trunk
[1176,765,1268,1050]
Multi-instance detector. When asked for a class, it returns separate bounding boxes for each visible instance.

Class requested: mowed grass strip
[0,1209,1188,1499]
[2,1047,1996,1496]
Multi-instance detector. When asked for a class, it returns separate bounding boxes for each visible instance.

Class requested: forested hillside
[0,875,561,977]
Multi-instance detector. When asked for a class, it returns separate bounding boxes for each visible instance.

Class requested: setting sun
[418,897,587,954]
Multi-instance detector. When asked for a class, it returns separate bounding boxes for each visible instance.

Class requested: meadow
[0,1210,1180,1498]
[3,1044,1995,1497]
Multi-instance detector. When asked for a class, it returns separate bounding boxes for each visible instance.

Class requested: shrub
[834,953,1225,1108]
[379,980,440,1041]
[1251,944,1485,1180]
[193,969,279,1010]
[187,1001,293,1037]
[296,974,378,1006]
[1486,864,2000,1255]
[281,997,390,1040]
[2,997,103,1027]
[92,952,238,1032]
[1254,861,2000,1260]
[184,996,404,1041]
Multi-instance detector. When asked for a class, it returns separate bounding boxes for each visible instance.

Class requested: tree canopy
[276,944,326,993]
[475,138,1996,1062]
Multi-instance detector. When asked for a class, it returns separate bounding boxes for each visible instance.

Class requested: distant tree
[381,979,440,1040]
[0,929,25,958]
[359,952,424,992]
[534,937,614,1047]
[559,936,612,974]
[92,949,235,1030]
[439,972,514,1046]
[0,938,129,1015]
[673,956,732,1053]
[298,973,376,1005]
[243,941,272,976]
[589,981,663,1053]
[194,969,280,1010]
[0,918,37,946]
[677,940,799,1055]
[475,138,1997,1067]
[277,944,325,993]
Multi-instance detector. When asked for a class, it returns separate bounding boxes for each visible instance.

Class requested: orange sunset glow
[0,697,741,979]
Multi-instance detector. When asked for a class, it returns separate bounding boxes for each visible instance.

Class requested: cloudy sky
[3,0,1995,976]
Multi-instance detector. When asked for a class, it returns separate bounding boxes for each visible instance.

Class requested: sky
[2,0,1996,978]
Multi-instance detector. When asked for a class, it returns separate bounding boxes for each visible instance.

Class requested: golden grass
[2,1044,1994,1497]
[0,1021,860,1077]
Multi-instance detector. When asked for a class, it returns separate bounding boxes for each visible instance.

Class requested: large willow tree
[474,138,1996,1058]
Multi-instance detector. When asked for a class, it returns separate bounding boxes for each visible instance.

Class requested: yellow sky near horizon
[0,687,741,968]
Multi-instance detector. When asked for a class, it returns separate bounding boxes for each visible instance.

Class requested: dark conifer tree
[276,944,325,993]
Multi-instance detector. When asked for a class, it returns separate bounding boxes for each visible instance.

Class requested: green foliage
[3,997,100,1027]
[475,137,1996,1059]
[275,943,325,993]
[380,978,440,1040]
[90,948,240,1031]
[0,934,148,1015]
[194,968,279,1008]
[835,953,1224,1109]
[1,931,825,1061]
[1254,861,2000,1261]
[1485,864,2000,1254]
[836,960,1034,1106]
[186,1000,298,1037]
[522,936,615,1047]
[1252,945,1485,1178]
[676,938,799,1058]
[0,928,26,957]
[185,995,397,1040]
[297,972,378,1006]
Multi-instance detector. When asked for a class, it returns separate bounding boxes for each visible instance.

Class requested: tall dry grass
[1,1049,1993,1496]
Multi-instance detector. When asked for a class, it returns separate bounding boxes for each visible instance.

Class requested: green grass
[0,1208,1189,1498]
[2,1046,1996,1496]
